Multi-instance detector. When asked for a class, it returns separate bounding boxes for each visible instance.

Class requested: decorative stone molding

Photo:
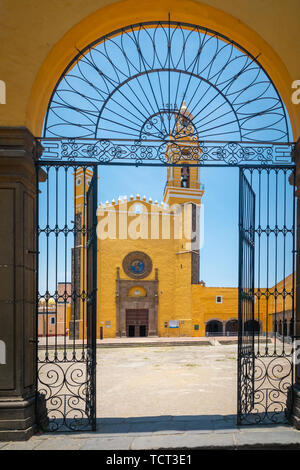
[116,271,158,337]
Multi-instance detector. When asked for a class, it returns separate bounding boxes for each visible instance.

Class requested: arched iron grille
[39,21,294,166]
[43,21,290,142]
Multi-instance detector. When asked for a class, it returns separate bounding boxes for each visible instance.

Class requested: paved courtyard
[2,341,300,450]
[98,343,237,418]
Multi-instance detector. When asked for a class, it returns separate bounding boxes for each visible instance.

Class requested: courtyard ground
[98,343,237,418]
[2,341,300,450]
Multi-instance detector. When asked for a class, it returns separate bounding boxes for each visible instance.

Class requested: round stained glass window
[122,252,152,279]
[130,260,145,275]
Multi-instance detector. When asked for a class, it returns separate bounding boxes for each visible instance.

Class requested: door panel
[126,309,149,337]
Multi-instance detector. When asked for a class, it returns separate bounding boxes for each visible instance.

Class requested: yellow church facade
[85,105,239,338]
[95,196,241,339]
[71,106,292,340]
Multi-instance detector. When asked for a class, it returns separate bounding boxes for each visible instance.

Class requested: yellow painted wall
[269,273,294,313]
[191,285,281,337]
[95,198,278,339]
[192,286,238,337]
[96,199,194,338]
[268,273,295,329]
[76,192,295,338]
[78,187,294,339]
[0,0,299,138]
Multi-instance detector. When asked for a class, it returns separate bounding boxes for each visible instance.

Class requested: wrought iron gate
[35,20,298,431]
[238,166,296,425]
[36,163,97,432]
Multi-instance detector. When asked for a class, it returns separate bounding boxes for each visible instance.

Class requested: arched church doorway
[225,320,238,335]
[35,20,296,432]
[126,309,149,338]
[244,320,260,336]
[205,320,223,336]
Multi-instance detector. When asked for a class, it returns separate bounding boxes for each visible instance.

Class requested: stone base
[0,425,36,442]
[0,396,36,441]
[288,384,300,429]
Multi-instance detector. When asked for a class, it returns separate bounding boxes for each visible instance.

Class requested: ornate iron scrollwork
[37,138,295,166]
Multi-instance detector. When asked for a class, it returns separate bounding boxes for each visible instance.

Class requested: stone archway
[1,0,300,439]
[244,320,260,336]
[225,319,238,335]
[205,320,223,336]
[8,0,298,137]
[116,278,158,337]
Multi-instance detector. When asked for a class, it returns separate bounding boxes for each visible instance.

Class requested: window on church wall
[216,296,223,304]
[134,204,143,214]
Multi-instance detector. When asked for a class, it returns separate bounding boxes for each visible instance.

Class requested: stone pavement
[37,335,239,349]
[2,415,300,450]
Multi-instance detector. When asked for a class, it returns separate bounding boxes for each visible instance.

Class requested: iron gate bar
[86,166,98,431]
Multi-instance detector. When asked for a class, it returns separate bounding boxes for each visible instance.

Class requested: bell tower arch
[163,102,204,207]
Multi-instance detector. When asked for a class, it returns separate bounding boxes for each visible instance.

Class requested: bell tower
[74,167,94,214]
[163,102,204,206]
[70,167,94,340]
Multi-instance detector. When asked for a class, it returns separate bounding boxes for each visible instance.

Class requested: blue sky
[97,164,240,287]
[37,164,241,294]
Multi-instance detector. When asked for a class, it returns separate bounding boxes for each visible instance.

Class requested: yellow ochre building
[72,104,291,340]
